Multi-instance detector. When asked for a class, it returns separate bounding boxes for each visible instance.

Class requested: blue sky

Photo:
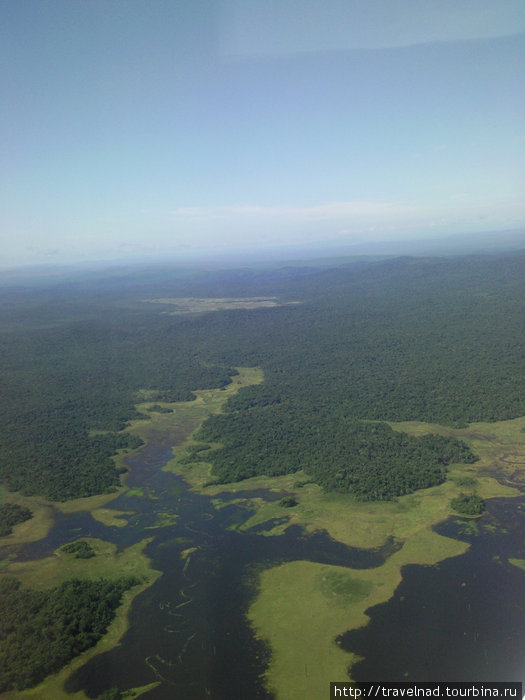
[1,0,524,266]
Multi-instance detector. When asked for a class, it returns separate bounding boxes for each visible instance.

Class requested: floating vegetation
[144,511,178,529]
[509,558,525,572]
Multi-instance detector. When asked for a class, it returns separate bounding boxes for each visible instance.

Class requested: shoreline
[1,369,524,699]
[172,415,524,698]
[0,367,263,697]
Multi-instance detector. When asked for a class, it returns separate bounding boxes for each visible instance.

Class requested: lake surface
[6,432,525,697]
[23,434,393,699]
[339,497,525,685]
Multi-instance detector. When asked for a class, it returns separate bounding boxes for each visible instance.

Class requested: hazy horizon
[2,226,524,279]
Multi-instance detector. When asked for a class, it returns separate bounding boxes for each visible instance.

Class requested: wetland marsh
[3,370,523,699]
[1,254,525,699]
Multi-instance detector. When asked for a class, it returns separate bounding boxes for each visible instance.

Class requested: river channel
[24,432,394,699]
[6,430,525,698]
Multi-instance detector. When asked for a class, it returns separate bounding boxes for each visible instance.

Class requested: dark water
[4,432,525,697]
[6,435,394,699]
[339,498,525,685]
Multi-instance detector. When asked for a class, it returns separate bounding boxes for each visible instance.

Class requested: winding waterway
[5,430,525,697]
[11,432,394,699]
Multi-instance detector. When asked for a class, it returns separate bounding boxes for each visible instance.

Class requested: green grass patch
[54,489,127,518]
[6,537,159,591]
[509,558,525,572]
[453,476,478,488]
[90,507,133,528]
[454,518,480,536]
[144,511,178,529]
[249,529,468,700]
[318,571,373,606]
[246,415,525,698]
[125,487,145,498]
[0,489,55,547]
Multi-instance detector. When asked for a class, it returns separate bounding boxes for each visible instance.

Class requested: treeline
[0,426,144,501]
[0,503,32,537]
[0,576,139,692]
[196,404,477,500]
[0,310,236,500]
[0,252,523,501]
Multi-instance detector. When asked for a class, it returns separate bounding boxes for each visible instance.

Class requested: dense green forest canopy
[0,503,32,537]
[0,252,523,501]
[196,408,476,500]
[0,576,139,692]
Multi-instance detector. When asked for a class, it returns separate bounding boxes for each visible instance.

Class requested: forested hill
[0,252,523,501]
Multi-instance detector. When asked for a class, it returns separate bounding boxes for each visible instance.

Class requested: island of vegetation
[450,491,486,516]
[0,503,32,537]
[61,540,96,559]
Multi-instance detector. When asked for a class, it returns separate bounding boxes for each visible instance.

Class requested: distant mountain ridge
[1,228,524,280]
